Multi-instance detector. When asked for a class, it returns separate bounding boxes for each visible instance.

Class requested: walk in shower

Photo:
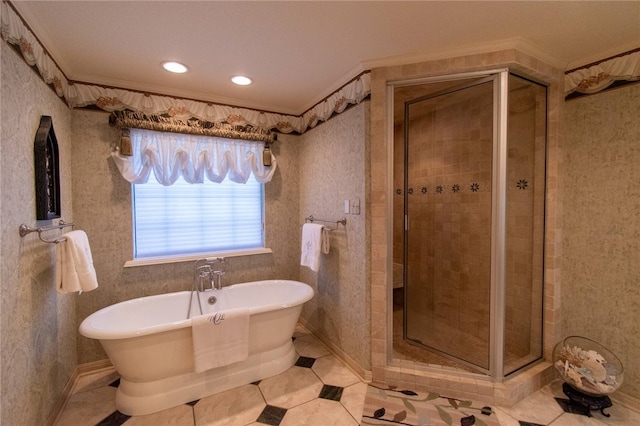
[391,69,547,380]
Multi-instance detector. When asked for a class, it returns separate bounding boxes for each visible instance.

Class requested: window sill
[124,248,273,268]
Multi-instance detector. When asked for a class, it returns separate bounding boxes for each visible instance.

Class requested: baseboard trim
[298,318,372,382]
[46,359,114,426]
[78,359,113,375]
[45,366,79,426]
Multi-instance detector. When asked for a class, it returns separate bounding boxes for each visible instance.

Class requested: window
[132,171,265,259]
[110,127,275,264]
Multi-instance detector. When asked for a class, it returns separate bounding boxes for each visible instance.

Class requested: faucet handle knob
[196,264,212,275]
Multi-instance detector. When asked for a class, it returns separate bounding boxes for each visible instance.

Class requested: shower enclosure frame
[386,68,548,382]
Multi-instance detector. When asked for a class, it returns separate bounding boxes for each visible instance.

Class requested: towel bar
[304,215,347,230]
[19,220,75,244]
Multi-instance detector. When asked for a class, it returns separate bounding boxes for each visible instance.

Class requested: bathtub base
[115,339,297,416]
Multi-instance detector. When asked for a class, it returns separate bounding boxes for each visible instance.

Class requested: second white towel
[56,230,99,294]
[300,223,324,272]
[192,308,250,373]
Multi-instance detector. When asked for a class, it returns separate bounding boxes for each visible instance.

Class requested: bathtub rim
[79,279,314,340]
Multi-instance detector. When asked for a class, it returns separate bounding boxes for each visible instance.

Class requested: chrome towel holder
[19,220,75,244]
[304,215,347,230]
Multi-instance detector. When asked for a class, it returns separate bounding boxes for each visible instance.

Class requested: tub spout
[209,257,225,290]
[213,270,225,290]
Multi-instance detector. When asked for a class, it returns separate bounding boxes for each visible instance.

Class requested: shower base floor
[392,295,478,373]
[392,288,535,374]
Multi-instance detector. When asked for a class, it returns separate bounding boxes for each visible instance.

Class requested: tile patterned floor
[56,326,366,426]
[56,326,640,425]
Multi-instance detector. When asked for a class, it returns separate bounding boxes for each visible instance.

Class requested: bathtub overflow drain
[207,296,217,305]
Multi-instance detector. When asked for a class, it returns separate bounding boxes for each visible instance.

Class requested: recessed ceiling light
[162,61,189,73]
[231,75,252,86]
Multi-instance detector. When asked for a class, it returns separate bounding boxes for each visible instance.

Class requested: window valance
[109,110,276,143]
[111,128,277,186]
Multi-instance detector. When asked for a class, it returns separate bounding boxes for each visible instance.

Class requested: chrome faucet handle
[195,264,212,292]
[213,270,225,290]
[196,264,212,276]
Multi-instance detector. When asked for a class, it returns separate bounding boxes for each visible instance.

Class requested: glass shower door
[503,74,546,375]
[403,77,495,372]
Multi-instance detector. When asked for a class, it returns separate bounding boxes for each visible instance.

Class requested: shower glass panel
[393,70,547,379]
[503,75,546,375]
[404,77,495,372]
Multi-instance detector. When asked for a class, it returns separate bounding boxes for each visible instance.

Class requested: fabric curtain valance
[111,128,277,186]
[70,73,370,134]
[2,4,371,134]
[109,110,277,143]
[565,50,640,96]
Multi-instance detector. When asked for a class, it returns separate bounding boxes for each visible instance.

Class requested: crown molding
[565,40,640,72]
[70,74,298,116]
[360,37,566,71]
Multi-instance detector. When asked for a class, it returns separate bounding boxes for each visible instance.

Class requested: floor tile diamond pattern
[256,405,288,426]
[294,355,316,368]
[56,326,640,425]
[319,384,344,401]
[95,411,130,426]
[57,331,367,425]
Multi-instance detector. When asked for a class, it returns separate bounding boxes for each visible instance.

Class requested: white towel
[300,223,324,272]
[192,308,250,373]
[55,230,99,294]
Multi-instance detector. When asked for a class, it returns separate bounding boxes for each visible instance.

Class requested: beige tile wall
[504,78,547,370]
[402,81,494,368]
[392,74,546,373]
[369,49,564,406]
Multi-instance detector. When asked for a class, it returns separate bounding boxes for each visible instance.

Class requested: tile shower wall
[504,80,546,370]
[394,77,546,371]
[298,102,371,374]
[402,83,494,359]
[369,49,564,405]
[0,43,76,425]
[563,83,640,403]
[71,109,301,364]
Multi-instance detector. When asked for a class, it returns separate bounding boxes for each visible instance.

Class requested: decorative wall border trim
[1,1,370,134]
[565,48,640,97]
[1,1,69,99]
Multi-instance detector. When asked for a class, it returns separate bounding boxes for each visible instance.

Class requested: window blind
[133,171,264,259]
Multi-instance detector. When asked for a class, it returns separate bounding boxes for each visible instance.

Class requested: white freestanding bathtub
[79,279,314,415]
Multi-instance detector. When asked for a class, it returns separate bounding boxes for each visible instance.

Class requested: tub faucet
[195,257,226,290]
[212,257,226,290]
[195,264,212,293]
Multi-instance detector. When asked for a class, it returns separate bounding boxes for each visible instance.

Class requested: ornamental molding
[565,49,640,96]
[1,1,370,134]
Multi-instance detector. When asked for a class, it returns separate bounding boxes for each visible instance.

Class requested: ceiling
[11,1,640,116]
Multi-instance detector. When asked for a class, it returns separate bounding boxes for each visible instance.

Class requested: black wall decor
[34,116,61,220]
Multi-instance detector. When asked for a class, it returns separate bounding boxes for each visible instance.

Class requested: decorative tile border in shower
[395,179,531,195]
